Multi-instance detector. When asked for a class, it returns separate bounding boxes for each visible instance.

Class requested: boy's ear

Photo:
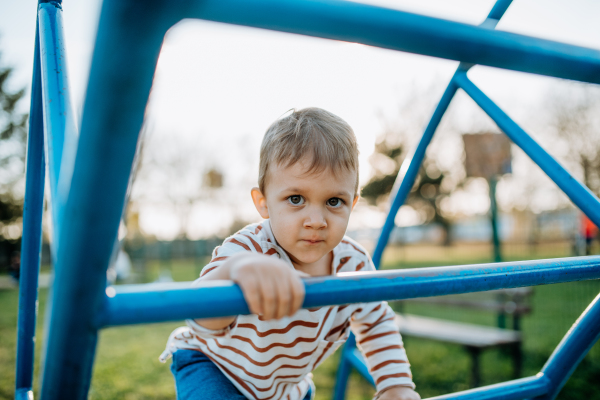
[251,187,270,219]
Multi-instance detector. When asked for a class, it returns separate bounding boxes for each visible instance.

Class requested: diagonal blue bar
[15,17,45,400]
[371,77,459,267]
[183,0,600,84]
[100,256,600,327]
[535,292,600,400]
[454,72,600,228]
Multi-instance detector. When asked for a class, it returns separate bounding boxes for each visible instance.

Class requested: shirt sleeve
[185,228,266,339]
[349,255,415,392]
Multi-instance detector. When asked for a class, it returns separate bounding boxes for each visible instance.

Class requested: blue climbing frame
[14,0,600,399]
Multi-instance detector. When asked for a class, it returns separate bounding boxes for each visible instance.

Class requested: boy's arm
[350,302,415,394]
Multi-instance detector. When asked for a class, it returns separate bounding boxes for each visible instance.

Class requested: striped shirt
[161,220,414,399]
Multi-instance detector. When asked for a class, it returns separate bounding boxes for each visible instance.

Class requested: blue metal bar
[371,78,459,267]
[99,256,600,327]
[15,17,46,400]
[486,0,514,21]
[348,348,375,387]
[333,334,357,400]
[454,72,600,228]
[39,1,173,397]
[38,2,77,235]
[426,375,550,400]
[534,292,600,400]
[182,0,600,84]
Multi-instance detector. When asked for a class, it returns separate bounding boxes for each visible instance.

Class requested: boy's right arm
[194,252,306,331]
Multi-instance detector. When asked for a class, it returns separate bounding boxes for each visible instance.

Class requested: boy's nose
[303,210,327,229]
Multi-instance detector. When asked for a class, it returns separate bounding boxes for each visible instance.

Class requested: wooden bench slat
[395,314,521,348]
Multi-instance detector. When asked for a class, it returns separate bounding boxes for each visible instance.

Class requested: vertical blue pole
[39,0,175,397]
[38,0,76,248]
[15,18,46,400]
[333,334,356,400]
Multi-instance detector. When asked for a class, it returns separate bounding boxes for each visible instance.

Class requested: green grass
[1,245,600,399]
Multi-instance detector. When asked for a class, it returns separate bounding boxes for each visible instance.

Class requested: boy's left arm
[348,252,419,399]
[350,302,419,399]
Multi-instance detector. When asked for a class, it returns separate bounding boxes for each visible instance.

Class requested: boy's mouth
[302,239,324,244]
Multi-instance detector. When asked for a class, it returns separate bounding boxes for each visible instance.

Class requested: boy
[161,108,419,400]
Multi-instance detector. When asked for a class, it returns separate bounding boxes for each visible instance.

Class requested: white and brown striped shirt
[161,220,414,399]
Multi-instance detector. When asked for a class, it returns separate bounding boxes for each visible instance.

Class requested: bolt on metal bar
[100,256,600,327]
[454,72,600,228]
[15,16,46,400]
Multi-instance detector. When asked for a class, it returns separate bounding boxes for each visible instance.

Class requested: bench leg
[512,342,522,379]
[466,346,481,388]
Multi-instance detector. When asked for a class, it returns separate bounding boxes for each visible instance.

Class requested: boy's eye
[288,195,305,205]
[327,198,343,207]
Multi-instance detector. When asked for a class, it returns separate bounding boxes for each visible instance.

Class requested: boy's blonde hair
[259,107,359,195]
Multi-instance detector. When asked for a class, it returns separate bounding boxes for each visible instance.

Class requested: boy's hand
[226,253,306,320]
[377,387,420,400]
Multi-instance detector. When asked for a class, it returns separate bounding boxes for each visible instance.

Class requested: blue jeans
[171,349,314,400]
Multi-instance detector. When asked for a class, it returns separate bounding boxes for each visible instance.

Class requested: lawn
[1,243,599,399]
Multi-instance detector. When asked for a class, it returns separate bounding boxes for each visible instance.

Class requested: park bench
[395,288,533,387]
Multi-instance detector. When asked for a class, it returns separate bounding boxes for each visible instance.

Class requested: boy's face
[252,159,358,268]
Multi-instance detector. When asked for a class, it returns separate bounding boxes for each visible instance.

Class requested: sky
[2,0,600,240]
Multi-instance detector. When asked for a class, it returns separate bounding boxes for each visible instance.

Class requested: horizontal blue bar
[183,0,600,84]
[454,72,600,228]
[99,256,600,327]
[426,375,549,400]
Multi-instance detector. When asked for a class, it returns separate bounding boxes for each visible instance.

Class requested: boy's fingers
[289,275,305,316]
[274,273,292,319]
[258,275,277,320]
[240,277,262,315]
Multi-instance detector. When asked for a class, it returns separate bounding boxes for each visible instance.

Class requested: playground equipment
[14,0,600,398]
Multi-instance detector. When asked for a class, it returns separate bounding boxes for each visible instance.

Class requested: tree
[361,85,464,245]
[361,137,455,244]
[0,52,28,268]
[547,83,600,196]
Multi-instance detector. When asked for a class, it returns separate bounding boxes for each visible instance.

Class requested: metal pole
[39,0,174,397]
[15,17,46,400]
[37,1,77,238]
[534,292,600,400]
[454,72,600,228]
[371,78,459,267]
[184,0,600,84]
[100,256,600,327]
[489,176,502,263]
